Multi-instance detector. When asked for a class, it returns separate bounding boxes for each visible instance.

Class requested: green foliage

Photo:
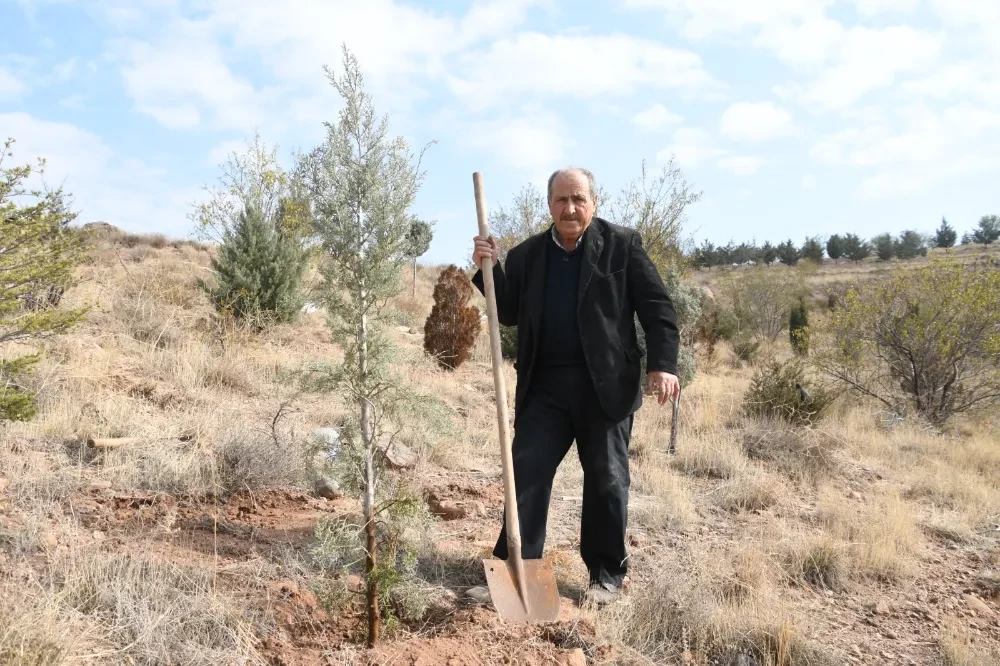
[295,45,434,647]
[189,130,313,245]
[801,237,825,263]
[732,338,761,364]
[894,229,928,260]
[777,239,799,266]
[873,233,895,261]
[789,298,809,356]
[676,347,696,387]
[718,266,807,343]
[814,256,1000,425]
[742,358,833,426]
[826,235,845,261]
[200,202,309,326]
[423,265,480,370]
[499,324,518,360]
[843,233,871,263]
[935,218,957,248]
[972,215,1000,247]
[403,218,433,297]
[1,137,89,423]
[760,241,777,266]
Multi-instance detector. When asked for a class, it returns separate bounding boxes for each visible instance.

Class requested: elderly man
[470,166,680,605]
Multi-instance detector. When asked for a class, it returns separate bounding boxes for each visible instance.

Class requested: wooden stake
[87,438,137,449]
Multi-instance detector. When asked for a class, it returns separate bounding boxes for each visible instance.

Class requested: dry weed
[741,420,843,485]
[670,433,746,480]
[939,619,1000,666]
[712,467,784,513]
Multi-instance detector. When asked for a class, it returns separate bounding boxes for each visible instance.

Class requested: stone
[382,439,418,470]
[432,500,469,521]
[966,594,994,618]
[314,476,342,500]
[871,600,890,616]
[883,628,899,639]
[346,575,364,593]
[628,532,646,548]
[87,480,112,492]
[465,586,491,605]
[409,327,420,336]
[561,648,587,666]
[471,501,487,517]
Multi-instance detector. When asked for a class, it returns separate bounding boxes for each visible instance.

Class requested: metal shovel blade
[482,557,561,624]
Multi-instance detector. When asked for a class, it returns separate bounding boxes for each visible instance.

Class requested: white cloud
[801,173,817,189]
[658,127,724,168]
[1,112,194,236]
[720,101,795,141]
[802,26,943,109]
[754,15,844,67]
[851,0,920,16]
[718,155,764,176]
[52,57,77,82]
[631,103,683,132]
[0,67,25,98]
[622,0,831,41]
[459,108,573,179]
[449,32,725,110]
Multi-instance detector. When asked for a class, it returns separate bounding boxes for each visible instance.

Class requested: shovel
[473,171,561,624]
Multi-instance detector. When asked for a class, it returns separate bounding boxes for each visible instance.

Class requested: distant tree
[844,233,871,263]
[934,217,957,248]
[1,137,89,423]
[972,215,1000,247]
[894,229,928,260]
[826,234,846,262]
[200,202,310,326]
[605,157,702,275]
[718,267,806,343]
[801,236,825,263]
[760,241,777,266]
[402,218,433,298]
[487,183,550,265]
[694,240,718,269]
[777,239,800,266]
[718,241,737,266]
[873,233,895,261]
[961,232,973,245]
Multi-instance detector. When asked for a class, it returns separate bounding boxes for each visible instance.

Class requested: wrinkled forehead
[550,171,592,198]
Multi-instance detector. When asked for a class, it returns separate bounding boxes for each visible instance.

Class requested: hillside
[1,231,999,666]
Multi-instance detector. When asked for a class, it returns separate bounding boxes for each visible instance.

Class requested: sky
[2,0,999,266]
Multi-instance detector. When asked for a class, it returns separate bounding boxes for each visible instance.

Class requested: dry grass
[817,487,920,582]
[939,619,1000,666]
[711,467,785,513]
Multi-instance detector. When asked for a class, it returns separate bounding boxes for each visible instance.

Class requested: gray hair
[547,167,597,202]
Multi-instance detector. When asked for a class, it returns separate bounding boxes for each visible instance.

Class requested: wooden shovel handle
[473,172,523,564]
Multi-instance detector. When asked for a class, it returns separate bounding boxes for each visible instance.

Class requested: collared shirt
[551,225,584,253]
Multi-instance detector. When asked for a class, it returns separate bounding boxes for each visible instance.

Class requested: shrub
[742,358,833,426]
[718,266,806,343]
[732,338,760,364]
[499,324,518,359]
[789,298,809,356]
[423,265,481,370]
[814,256,1000,425]
[199,202,309,327]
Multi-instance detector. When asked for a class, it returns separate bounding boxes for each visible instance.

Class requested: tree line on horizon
[690,215,1000,269]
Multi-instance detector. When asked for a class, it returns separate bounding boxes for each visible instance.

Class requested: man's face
[548,170,597,243]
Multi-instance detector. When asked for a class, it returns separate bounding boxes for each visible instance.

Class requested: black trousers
[492,364,634,588]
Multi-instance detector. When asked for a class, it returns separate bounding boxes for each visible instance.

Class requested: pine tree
[844,233,871,263]
[402,218,433,298]
[895,229,928,260]
[873,233,895,261]
[972,215,1000,247]
[761,241,777,266]
[200,201,309,326]
[826,234,845,262]
[777,239,800,266]
[1,138,88,422]
[297,45,433,647]
[935,217,956,248]
[801,236,825,263]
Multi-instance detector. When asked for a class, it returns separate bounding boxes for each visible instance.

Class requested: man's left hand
[647,371,680,405]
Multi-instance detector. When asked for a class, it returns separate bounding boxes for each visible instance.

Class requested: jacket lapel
[577,219,605,310]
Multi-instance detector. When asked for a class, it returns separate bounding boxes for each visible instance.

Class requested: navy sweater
[537,229,587,368]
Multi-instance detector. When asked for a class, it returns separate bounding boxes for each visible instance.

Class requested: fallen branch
[87,437,137,449]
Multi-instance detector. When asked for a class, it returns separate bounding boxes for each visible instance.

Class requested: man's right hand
[473,235,498,270]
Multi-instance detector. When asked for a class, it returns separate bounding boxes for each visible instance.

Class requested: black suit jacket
[472,216,680,425]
